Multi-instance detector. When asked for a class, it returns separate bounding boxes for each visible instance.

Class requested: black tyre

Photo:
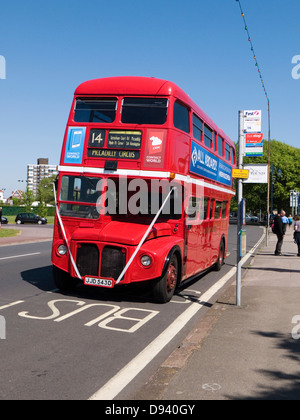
[153,254,179,303]
[52,266,78,291]
[215,240,225,271]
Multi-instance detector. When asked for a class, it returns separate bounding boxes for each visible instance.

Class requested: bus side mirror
[54,178,58,192]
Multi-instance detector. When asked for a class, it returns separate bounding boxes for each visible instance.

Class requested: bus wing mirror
[54,178,58,192]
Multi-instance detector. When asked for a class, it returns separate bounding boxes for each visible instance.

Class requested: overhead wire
[235,0,269,104]
[235,0,272,245]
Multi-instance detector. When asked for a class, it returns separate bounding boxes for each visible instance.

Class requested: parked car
[15,213,47,225]
[1,216,8,225]
[245,214,259,223]
[229,213,238,224]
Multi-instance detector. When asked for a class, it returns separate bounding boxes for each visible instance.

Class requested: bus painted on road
[52,77,236,302]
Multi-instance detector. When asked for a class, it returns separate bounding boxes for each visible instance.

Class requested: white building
[0,190,4,203]
[27,158,58,196]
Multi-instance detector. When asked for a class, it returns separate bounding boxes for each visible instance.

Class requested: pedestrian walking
[281,210,289,234]
[294,215,300,256]
[288,214,293,229]
[273,210,286,256]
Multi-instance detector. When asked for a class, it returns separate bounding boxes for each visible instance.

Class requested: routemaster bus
[52,76,236,303]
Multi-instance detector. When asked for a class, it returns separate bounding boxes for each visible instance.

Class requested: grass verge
[0,228,21,238]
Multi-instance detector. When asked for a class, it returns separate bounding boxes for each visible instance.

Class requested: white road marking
[0,252,41,261]
[89,273,233,400]
[89,230,265,401]
[0,301,24,311]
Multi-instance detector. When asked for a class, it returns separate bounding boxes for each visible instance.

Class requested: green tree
[37,175,56,217]
[239,140,300,215]
[22,188,35,212]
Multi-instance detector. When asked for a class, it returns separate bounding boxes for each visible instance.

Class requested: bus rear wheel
[215,240,225,271]
[153,254,179,303]
[53,266,78,291]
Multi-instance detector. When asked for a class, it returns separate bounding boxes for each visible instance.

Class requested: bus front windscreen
[59,175,103,219]
[58,175,182,220]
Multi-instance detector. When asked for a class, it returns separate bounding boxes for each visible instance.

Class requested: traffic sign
[232,169,249,179]
[290,190,299,208]
[243,110,262,133]
[245,133,263,146]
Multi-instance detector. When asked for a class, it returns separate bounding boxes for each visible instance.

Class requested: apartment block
[27,159,58,196]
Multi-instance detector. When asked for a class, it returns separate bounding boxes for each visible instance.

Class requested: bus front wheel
[52,266,78,291]
[153,254,179,303]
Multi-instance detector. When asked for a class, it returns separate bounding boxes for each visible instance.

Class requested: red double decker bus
[52,76,236,303]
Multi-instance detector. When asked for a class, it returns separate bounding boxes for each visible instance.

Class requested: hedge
[1,206,56,217]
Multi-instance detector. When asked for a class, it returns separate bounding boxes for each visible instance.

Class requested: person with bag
[294,215,300,256]
[273,210,285,256]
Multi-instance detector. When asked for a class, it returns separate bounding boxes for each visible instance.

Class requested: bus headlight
[57,245,67,256]
[141,255,152,267]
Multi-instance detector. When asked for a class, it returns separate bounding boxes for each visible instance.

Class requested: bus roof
[75,76,234,147]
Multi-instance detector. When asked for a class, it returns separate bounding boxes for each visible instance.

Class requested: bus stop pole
[236,111,244,306]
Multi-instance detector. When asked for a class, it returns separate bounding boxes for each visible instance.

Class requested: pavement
[136,227,300,400]
[0,224,53,246]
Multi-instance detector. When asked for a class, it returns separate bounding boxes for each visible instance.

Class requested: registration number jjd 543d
[84,277,113,288]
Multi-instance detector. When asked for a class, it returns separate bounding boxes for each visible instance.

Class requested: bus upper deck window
[192,114,203,141]
[173,101,190,133]
[121,98,168,125]
[225,143,231,161]
[74,98,117,123]
[218,137,224,157]
[204,125,213,149]
[231,147,235,164]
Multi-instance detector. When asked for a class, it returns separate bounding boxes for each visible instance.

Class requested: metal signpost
[236,110,262,306]
[290,190,299,217]
[236,111,245,307]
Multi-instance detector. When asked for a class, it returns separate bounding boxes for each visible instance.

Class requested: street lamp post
[270,165,282,214]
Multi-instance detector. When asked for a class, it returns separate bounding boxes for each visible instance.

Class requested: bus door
[200,198,213,269]
[184,196,205,278]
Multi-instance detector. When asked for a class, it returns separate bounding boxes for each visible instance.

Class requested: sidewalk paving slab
[136,228,300,400]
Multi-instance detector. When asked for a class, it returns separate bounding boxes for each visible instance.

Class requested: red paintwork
[52,76,236,288]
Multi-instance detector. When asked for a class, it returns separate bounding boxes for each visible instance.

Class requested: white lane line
[0,252,41,261]
[89,230,265,401]
[0,301,24,311]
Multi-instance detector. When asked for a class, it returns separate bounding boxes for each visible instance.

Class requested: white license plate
[84,277,113,288]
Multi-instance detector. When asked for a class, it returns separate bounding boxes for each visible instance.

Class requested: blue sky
[0,0,299,197]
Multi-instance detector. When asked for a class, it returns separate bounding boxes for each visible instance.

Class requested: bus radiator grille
[76,244,99,277]
[101,246,126,280]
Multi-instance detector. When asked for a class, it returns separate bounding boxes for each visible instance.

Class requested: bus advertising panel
[190,141,232,187]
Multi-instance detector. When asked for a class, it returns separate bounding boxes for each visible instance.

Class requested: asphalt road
[0,225,264,400]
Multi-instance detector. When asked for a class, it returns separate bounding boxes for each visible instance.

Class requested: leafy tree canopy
[232,140,300,216]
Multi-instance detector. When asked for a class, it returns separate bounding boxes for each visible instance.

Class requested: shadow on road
[20,264,215,305]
